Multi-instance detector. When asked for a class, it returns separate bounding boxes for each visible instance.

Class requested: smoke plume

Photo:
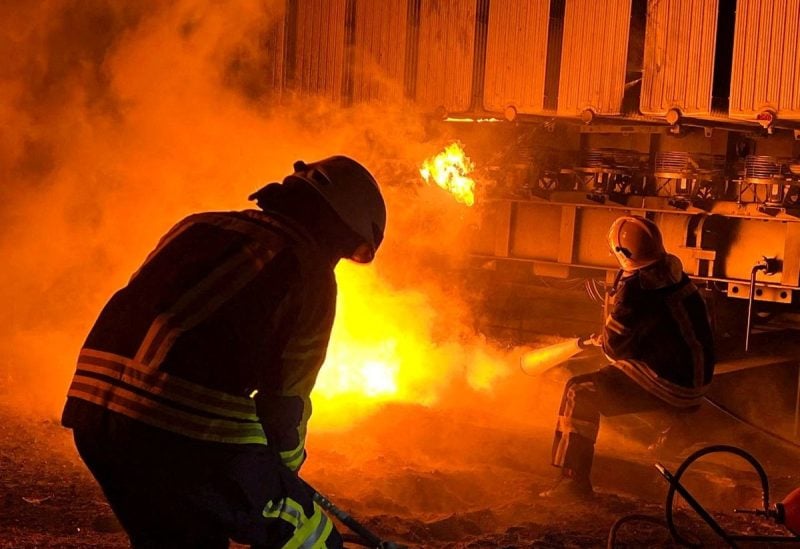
[0,0,540,430]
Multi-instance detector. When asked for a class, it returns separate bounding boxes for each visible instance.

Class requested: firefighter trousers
[72,409,342,549]
[551,365,696,479]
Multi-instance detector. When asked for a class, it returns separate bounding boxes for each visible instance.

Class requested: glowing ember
[420,142,476,206]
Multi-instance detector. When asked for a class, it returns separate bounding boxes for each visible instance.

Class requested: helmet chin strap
[615,246,633,258]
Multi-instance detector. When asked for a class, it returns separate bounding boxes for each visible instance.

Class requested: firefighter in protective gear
[61,155,386,548]
[543,215,714,499]
[608,214,668,271]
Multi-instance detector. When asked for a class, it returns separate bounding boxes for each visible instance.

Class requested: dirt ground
[2,370,798,549]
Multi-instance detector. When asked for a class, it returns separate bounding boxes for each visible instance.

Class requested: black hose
[605,380,800,549]
[606,514,668,549]
[608,445,771,548]
[311,490,383,547]
[341,533,376,547]
[663,445,769,548]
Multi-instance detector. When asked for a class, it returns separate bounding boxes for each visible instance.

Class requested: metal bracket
[728,282,792,304]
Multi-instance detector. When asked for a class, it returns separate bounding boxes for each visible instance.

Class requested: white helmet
[607,215,666,271]
[288,156,386,263]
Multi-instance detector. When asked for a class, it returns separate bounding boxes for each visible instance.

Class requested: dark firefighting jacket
[62,210,336,471]
[602,257,715,408]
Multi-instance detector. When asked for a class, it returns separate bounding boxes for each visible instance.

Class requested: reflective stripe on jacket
[68,349,266,444]
[63,210,336,456]
[263,497,334,549]
[602,265,715,407]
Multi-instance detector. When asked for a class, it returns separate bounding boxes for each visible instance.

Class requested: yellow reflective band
[557,416,599,441]
[264,497,308,530]
[77,354,258,422]
[665,285,706,388]
[135,246,267,369]
[68,379,267,444]
[282,503,331,549]
[301,511,333,549]
[79,349,259,418]
[131,211,291,311]
[612,360,708,408]
[280,444,306,471]
[604,315,630,336]
[198,212,298,249]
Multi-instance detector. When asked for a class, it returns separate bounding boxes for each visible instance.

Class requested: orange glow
[520,338,581,376]
[1,0,518,430]
[444,117,503,123]
[419,142,476,206]
[312,263,438,428]
[311,261,511,429]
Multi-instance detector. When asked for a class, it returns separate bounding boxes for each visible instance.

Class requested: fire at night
[419,142,476,207]
[4,1,800,548]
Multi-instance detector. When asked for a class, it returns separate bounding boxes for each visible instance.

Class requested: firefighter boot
[539,469,594,500]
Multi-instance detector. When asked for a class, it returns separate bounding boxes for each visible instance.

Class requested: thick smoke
[7,3,727,532]
[0,0,544,427]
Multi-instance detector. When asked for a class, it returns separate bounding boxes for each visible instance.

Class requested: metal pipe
[745,263,764,352]
[311,490,382,547]
[305,483,408,549]
[745,257,781,352]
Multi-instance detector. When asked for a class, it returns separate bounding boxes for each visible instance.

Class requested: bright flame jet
[420,142,476,206]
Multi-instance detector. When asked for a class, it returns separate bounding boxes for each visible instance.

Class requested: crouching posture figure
[61,156,386,547]
[544,215,715,498]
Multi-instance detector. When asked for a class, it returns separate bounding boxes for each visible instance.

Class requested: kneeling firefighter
[543,215,715,498]
[61,156,386,547]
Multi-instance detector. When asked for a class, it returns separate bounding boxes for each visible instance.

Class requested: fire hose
[607,445,800,548]
[303,480,408,549]
[521,339,800,545]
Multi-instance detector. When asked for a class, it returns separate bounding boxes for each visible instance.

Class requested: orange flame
[311,262,509,429]
[312,263,435,428]
[420,142,476,206]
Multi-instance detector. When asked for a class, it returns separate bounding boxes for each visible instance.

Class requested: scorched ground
[2,355,797,548]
